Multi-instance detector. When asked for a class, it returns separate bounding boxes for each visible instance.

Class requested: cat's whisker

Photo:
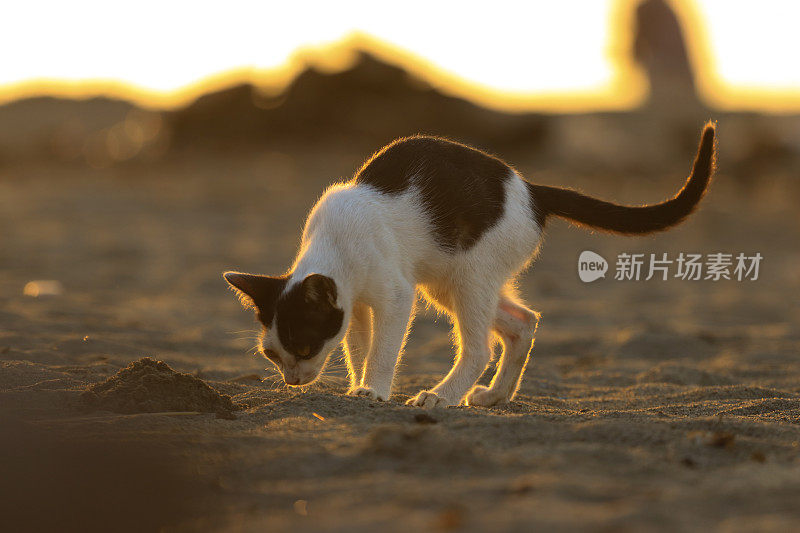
[266,376,286,392]
[233,333,261,339]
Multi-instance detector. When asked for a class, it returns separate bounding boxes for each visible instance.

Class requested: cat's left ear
[223,271,287,312]
[300,274,339,309]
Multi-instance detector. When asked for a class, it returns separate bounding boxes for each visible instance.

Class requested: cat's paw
[406,390,453,408]
[465,385,508,407]
[347,386,387,402]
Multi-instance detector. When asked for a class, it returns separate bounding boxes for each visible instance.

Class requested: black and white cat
[225,123,716,408]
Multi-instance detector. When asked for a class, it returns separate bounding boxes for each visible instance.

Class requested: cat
[225,122,716,408]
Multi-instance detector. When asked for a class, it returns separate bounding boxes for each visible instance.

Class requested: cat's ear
[223,271,286,312]
[300,274,338,308]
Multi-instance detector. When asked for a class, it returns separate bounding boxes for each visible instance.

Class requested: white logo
[578,251,608,282]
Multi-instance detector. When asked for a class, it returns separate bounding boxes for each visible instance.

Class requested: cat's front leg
[343,301,372,390]
[350,284,415,402]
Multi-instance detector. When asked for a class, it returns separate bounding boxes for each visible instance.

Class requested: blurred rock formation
[0,0,797,181]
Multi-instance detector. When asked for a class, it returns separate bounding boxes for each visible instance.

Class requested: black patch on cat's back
[354,136,512,252]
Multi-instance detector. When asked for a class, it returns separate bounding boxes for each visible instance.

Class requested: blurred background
[1,0,798,362]
[2,0,799,370]
[3,0,800,174]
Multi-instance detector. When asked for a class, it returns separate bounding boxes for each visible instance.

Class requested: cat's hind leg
[344,301,372,391]
[408,284,499,408]
[466,291,539,407]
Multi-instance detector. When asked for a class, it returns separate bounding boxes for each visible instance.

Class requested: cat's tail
[528,122,716,235]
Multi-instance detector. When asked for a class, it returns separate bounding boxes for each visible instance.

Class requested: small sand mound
[81,357,239,417]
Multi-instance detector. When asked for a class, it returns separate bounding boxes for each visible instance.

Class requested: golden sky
[3,0,799,112]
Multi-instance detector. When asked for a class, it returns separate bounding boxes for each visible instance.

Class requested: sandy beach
[1,141,799,532]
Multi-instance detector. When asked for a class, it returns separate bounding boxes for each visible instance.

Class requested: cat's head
[224,271,345,386]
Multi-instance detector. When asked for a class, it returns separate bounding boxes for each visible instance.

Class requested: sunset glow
[3,0,800,111]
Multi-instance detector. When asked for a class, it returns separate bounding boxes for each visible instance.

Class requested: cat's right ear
[223,271,287,315]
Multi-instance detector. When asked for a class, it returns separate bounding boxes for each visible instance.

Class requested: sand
[1,146,799,532]
[81,357,239,417]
